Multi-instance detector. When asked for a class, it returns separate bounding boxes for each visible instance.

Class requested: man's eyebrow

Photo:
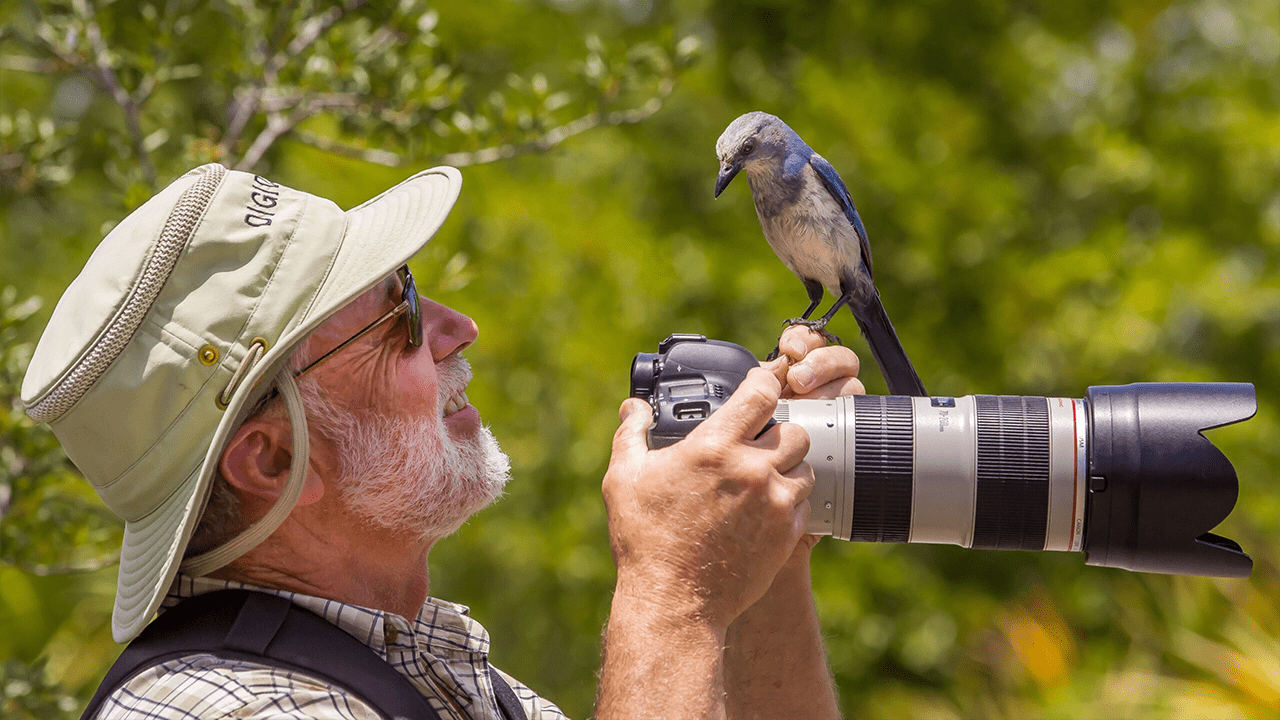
[349,274,398,314]
[380,273,399,297]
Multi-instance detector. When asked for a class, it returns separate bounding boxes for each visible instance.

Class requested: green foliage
[1,658,80,720]
[0,0,691,188]
[0,110,77,196]
[0,287,123,576]
[3,0,1279,718]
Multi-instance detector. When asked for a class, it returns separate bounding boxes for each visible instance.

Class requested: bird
[714,111,927,396]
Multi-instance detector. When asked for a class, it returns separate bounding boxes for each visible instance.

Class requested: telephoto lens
[632,335,1257,579]
[786,394,1084,551]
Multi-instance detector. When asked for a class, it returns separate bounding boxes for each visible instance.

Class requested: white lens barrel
[777,398,853,539]
[909,395,979,547]
[785,395,1088,552]
[1044,397,1089,552]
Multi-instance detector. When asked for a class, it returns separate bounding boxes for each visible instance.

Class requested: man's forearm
[723,544,841,720]
[596,587,728,720]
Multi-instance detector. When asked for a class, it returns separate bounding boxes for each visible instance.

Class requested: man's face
[299,272,509,540]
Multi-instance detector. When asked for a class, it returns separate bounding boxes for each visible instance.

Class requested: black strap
[81,590,527,720]
[489,666,527,720]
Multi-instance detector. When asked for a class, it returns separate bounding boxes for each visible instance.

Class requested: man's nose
[420,297,478,361]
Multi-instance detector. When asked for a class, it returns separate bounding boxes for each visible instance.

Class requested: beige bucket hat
[21,163,462,642]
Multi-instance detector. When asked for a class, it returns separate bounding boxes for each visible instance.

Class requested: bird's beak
[714,163,741,198]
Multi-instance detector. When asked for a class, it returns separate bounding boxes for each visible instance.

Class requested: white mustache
[436,355,473,408]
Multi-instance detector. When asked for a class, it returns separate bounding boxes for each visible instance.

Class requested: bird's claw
[781,318,843,347]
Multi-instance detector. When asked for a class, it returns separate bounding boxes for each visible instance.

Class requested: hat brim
[111,166,463,642]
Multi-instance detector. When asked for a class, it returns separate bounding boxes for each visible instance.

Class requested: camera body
[630,334,1256,578]
[630,333,770,448]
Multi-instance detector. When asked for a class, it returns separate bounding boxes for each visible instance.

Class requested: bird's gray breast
[749,167,863,293]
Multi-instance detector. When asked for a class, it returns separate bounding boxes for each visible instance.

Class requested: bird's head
[714,111,799,198]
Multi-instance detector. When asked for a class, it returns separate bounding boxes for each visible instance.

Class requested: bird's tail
[852,292,928,396]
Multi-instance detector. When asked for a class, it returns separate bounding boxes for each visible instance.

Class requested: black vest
[81,590,528,720]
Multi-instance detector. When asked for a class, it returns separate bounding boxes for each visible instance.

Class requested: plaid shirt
[93,574,570,720]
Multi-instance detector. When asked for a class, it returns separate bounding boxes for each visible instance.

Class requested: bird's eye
[742,138,756,155]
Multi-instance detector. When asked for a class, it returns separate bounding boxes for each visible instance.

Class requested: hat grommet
[197,345,219,366]
[215,336,271,410]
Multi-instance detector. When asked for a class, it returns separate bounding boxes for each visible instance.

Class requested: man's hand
[722,324,860,720]
[596,326,858,720]
[603,363,814,630]
[597,338,821,720]
[773,324,865,400]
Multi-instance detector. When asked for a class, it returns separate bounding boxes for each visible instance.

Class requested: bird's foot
[780,317,843,347]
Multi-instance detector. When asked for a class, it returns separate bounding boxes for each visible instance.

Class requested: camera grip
[631,334,766,448]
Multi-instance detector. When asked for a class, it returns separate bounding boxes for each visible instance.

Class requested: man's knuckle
[718,455,768,492]
[779,422,811,454]
[794,463,816,489]
[746,455,775,481]
[741,385,774,415]
[690,432,733,464]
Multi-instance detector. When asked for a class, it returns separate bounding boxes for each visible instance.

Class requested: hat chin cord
[179,369,311,577]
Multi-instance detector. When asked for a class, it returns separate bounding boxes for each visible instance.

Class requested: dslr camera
[630,334,1256,578]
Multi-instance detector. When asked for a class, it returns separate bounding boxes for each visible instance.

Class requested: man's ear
[219,416,325,506]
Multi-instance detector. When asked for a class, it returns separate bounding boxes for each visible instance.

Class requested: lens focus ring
[850,396,914,543]
[972,395,1051,551]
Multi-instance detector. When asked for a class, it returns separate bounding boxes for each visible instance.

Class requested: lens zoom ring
[851,395,914,543]
[972,395,1050,550]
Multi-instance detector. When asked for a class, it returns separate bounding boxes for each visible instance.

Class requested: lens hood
[1084,383,1255,578]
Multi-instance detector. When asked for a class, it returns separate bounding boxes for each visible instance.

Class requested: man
[23,164,854,719]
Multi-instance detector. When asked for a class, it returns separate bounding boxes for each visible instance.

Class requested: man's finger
[609,398,654,468]
[782,346,860,397]
[778,461,815,506]
[790,376,866,400]
[754,420,811,475]
[700,367,783,441]
[777,324,827,363]
[759,353,791,386]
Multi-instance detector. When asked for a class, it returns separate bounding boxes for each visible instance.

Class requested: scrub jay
[715,111,927,396]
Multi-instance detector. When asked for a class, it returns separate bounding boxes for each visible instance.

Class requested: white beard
[305,356,510,541]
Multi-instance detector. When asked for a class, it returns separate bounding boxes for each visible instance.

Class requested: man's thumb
[610,398,653,461]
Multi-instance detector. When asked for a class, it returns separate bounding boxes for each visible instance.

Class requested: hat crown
[20,163,343,516]
[22,164,227,421]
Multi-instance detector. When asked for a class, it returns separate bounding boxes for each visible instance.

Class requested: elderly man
[23,165,853,719]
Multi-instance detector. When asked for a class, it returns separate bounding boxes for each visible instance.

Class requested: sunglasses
[291,265,423,383]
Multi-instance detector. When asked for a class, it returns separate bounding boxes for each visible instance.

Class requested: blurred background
[2,0,1278,717]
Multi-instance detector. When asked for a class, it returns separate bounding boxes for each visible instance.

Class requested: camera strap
[80,589,528,720]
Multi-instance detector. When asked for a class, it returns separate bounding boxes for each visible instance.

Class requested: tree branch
[437,79,674,168]
[353,24,400,64]
[23,6,84,73]
[224,0,368,165]
[236,103,317,171]
[258,91,366,113]
[222,87,261,158]
[71,0,156,186]
[288,78,675,170]
[292,130,405,166]
[266,0,368,77]
[0,54,61,73]
[220,0,272,158]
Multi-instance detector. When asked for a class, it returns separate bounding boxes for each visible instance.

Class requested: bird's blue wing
[810,153,874,278]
